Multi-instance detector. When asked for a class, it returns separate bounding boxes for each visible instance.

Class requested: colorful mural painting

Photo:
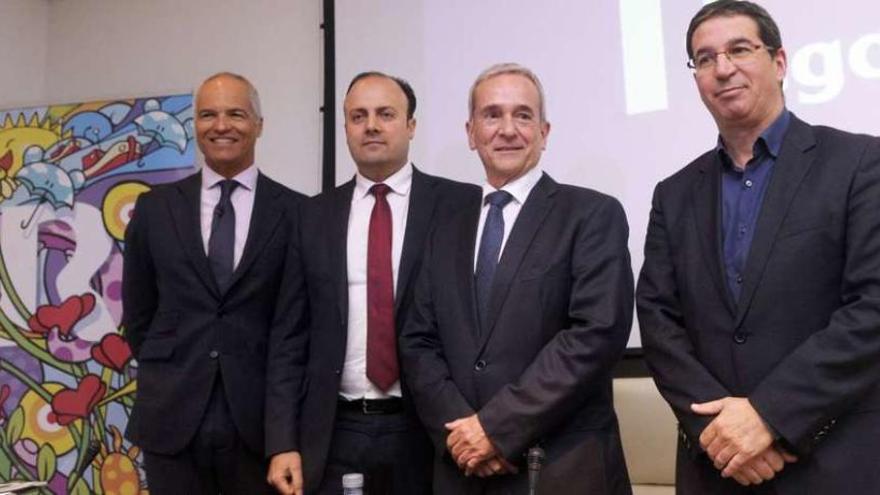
[0,95,196,494]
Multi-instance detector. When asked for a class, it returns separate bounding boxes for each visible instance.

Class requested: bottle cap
[342,473,364,488]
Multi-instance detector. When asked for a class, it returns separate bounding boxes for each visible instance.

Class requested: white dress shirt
[474,165,544,271]
[200,164,258,269]
[340,163,413,400]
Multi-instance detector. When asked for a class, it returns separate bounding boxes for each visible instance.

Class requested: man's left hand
[445,414,497,470]
[692,397,774,476]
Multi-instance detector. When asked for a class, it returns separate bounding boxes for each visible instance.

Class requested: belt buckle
[361,399,382,415]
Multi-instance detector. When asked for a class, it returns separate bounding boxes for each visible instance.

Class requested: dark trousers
[316,407,432,495]
[143,376,273,495]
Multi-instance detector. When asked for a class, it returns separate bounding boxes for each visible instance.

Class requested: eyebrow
[694,36,755,55]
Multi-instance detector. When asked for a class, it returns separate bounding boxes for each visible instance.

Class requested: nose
[214,114,231,132]
[713,53,738,78]
[365,113,380,133]
[499,115,516,137]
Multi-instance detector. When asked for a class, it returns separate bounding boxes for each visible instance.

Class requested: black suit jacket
[292,167,480,491]
[636,115,880,494]
[400,174,633,494]
[122,171,306,457]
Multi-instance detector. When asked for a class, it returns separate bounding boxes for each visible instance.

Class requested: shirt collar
[353,162,413,200]
[201,163,259,191]
[716,108,791,167]
[481,165,543,206]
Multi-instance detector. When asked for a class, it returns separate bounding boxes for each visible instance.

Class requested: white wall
[0,0,50,107]
[1,0,323,194]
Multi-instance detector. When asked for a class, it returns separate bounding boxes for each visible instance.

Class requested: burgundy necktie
[366,183,398,391]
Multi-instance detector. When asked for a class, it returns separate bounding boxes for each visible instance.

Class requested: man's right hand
[267,451,303,495]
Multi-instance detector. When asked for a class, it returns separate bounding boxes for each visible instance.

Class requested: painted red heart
[0,384,9,418]
[30,293,96,338]
[91,334,132,372]
[50,374,106,426]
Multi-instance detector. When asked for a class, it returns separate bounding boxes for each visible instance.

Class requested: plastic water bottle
[342,473,364,495]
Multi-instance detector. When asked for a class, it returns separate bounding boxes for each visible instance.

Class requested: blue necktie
[209,179,238,291]
[475,190,513,334]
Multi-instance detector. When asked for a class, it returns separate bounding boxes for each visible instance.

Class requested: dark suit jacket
[636,115,880,494]
[400,173,633,494]
[292,167,480,492]
[122,171,306,457]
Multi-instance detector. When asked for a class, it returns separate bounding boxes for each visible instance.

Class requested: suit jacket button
[209,350,219,359]
[733,332,747,344]
[474,360,487,371]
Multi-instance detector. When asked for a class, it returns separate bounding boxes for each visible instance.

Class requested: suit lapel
[170,173,220,298]
[331,180,355,326]
[225,173,284,294]
[395,168,435,316]
[734,118,817,327]
[478,174,556,351]
[691,154,736,315]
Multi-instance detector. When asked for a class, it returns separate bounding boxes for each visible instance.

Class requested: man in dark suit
[636,1,880,493]
[123,72,305,494]
[267,72,479,495]
[399,63,633,494]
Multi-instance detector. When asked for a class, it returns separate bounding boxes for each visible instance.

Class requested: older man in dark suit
[399,63,633,494]
[636,2,880,493]
[123,72,305,494]
[267,72,479,495]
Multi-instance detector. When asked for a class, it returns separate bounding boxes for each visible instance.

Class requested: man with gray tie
[124,72,305,494]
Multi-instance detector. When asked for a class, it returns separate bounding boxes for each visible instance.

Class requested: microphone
[527,446,545,495]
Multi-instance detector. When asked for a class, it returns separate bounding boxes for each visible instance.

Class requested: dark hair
[686,0,782,59]
[346,71,417,120]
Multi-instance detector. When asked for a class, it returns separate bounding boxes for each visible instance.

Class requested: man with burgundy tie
[123,72,305,493]
[399,63,633,494]
[267,72,479,495]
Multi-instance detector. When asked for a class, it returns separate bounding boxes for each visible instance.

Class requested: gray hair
[468,63,547,122]
[195,71,263,120]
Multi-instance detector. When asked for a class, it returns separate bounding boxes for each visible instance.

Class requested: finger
[777,447,798,463]
[751,458,776,480]
[692,399,725,415]
[712,446,736,470]
[499,457,519,474]
[741,465,763,485]
[698,422,718,449]
[762,448,785,472]
[723,453,750,478]
[707,439,732,467]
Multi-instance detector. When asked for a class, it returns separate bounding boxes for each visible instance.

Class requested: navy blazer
[122,171,306,457]
[637,115,880,494]
[400,173,634,494]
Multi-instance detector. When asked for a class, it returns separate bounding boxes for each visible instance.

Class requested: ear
[773,47,788,82]
[466,119,477,150]
[540,121,551,149]
[407,117,417,140]
[256,117,264,138]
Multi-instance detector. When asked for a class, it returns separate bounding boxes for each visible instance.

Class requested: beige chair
[613,377,677,495]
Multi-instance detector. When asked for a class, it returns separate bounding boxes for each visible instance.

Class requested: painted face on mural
[343,75,416,182]
[195,75,263,177]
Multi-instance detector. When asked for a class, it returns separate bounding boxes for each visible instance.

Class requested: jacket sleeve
[264,196,310,457]
[122,193,158,359]
[636,181,731,451]
[399,228,475,455]
[749,136,880,455]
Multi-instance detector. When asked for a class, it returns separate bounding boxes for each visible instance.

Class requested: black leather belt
[337,397,404,415]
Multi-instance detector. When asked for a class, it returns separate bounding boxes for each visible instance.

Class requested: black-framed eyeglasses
[687,43,773,72]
